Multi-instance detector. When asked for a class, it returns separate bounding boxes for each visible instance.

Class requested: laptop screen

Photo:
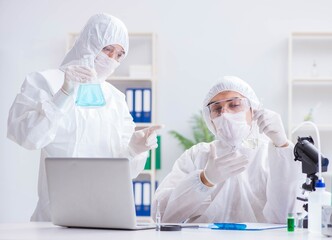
[45,157,139,229]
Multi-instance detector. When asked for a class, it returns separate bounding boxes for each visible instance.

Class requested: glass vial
[155,201,161,231]
[296,212,303,228]
[287,213,295,232]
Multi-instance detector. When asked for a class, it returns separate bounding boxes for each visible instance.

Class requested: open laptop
[45,157,155,230]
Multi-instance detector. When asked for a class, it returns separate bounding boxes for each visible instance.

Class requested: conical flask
[75,82,106,107]
[75,58,106,107]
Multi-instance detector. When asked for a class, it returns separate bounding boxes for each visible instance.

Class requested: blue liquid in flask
[75,84,106,107]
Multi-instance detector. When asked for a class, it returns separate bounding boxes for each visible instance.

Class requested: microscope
[294,136,329,228]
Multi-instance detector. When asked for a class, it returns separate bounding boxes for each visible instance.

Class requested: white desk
[0,222,328,240]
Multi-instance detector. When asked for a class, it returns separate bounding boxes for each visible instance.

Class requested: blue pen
[212,223,247,230]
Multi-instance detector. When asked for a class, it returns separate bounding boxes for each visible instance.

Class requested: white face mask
[212,111,252,148]
[94,52,120,80]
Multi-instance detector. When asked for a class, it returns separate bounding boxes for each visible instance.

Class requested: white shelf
[292,32,332,38]
[107,77,152,81]
[141,169,155,175]
[135,123,154,128]
[292,78,332,85]
[288,31,332,158]
[126,33,157,221]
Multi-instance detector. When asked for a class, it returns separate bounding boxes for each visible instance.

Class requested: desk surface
[0,222,328,240]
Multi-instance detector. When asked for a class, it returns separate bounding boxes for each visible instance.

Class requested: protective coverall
[152,76,302,224]
[7,13,147,221]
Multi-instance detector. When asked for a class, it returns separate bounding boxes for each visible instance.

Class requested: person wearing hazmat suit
[7,13,161,221]
[152,76,302,224]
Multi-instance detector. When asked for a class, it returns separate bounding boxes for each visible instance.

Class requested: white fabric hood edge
[60,13,129,71]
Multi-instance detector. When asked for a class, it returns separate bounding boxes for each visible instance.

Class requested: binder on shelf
[125,88,134,117]
[125,87,152,123]
[142,88,151,123]
[142,182,151,215]
[133,181,142,215]
[134,89,143,122]
[132,181,159,217]
[144,135,161,170]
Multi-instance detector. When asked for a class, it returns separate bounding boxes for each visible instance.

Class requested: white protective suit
[152,76,302,224]
[7,13,147,221]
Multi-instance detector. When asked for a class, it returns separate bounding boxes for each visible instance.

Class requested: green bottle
[287,213,295,232]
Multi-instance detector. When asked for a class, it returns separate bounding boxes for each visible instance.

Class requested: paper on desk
[236,223,286,231]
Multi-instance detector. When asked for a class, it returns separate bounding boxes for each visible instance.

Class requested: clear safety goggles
[207,97,251,119]
[102,45,126,62]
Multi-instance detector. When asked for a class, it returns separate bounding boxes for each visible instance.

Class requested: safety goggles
[207,97,250,119]
[102,45,126,62]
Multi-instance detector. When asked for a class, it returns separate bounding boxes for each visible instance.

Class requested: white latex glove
[129,125,164,156]
[253,109,288,147]
[62,65,96,95]
[203,144,248,186]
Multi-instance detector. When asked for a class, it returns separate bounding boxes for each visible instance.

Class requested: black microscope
[294,136,329,228]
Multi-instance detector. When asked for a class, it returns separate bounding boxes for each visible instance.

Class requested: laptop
[45,157,155,230]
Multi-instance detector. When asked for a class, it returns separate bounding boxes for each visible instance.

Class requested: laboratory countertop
[0,222,329,240]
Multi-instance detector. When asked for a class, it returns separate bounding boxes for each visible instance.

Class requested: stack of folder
[132,181,158,216]
[125,88,151,123]
[127,86,159,217]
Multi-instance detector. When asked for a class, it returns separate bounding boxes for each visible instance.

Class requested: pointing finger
[146,124,165,136]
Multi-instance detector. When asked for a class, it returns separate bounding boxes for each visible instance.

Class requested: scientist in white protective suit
[7,13,161,221]
[152,76,302,224]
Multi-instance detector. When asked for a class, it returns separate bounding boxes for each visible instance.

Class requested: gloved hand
[61,65,96,95]
[253,109,288,147]
[203,144,248,186]
[129,125,164,155]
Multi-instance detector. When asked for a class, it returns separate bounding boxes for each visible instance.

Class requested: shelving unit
[288,32,332,159]
[67,32,158,222]
[108,33,157,223]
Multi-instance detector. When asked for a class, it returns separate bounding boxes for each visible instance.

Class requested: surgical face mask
[94,52,120,80]
[212,111,254,149]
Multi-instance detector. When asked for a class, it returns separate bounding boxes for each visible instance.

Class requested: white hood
[202,76,260,136]
[60,13,129,71]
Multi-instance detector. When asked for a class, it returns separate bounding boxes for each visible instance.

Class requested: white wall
[1,0,332,222]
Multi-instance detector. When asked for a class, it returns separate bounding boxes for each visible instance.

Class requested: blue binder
[133,181,143,215]
[125,88,152,123]
[132,180,158,217]
[125,88,135,120]
[142,88,151,123]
